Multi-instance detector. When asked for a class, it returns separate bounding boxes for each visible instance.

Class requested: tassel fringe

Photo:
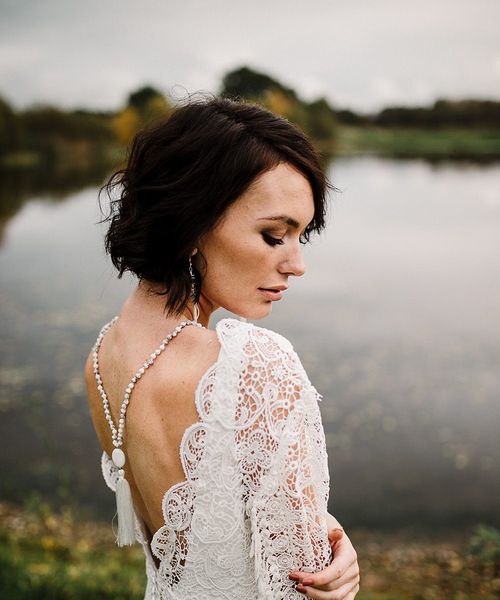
[115,475,136,546]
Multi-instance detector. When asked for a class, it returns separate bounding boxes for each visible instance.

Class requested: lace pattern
[234,323,332,598]
[98,317,332,599]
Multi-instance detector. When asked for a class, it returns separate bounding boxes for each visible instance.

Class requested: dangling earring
[188,255,200,323]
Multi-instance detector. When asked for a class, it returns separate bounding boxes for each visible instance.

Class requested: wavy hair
[99,93,337,317]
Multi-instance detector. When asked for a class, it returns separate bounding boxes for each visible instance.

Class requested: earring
[188,255,200,323]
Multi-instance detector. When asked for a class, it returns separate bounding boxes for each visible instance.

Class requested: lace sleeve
[235,326,332,599]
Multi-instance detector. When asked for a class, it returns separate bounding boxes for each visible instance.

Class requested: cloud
[0,0,499,111]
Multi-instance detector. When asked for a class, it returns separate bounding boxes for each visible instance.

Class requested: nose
[279,244,306,277]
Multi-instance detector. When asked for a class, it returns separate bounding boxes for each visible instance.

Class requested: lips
[259,285,288,292]
[258,288,286,301]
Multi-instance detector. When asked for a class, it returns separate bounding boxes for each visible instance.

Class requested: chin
[235,302,272,321]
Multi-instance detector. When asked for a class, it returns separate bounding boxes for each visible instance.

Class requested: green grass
[0,502,146,599]
[1,502,499,599]
[349,525,500,600]
[335,125,500,158]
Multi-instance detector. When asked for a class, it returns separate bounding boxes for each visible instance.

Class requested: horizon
[2,74,499,117]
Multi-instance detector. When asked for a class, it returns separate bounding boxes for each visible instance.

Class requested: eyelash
[262,232,284,246]
[262,232,308,246]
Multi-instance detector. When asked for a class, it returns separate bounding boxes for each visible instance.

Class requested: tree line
[1,65,499,169]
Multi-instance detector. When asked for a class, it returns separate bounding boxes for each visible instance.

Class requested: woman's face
[195,162,315,320]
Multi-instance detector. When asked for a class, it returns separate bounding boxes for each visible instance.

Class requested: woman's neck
[123,280,214,329]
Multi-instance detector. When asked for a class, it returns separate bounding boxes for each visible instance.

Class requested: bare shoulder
[174,322,220,356]
[152,322,221,389]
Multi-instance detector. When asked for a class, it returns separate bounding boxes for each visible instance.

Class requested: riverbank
[334,125,500,159]
[2,126,500,176]
[1,502,498,599]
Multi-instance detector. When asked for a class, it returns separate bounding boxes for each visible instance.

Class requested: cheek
[202,231,272,288]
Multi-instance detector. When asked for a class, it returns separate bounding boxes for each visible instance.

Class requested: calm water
[1,157,499,533]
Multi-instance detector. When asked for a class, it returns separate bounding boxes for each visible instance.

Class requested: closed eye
[263,232,310,246]
[262,232,284,246]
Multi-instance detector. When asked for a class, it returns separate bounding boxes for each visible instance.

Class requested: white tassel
[115,470,136,546]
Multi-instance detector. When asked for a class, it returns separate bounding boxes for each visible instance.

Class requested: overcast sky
[1,0,499,114]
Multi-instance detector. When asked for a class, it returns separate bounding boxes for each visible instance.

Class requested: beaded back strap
[92,315,205,546]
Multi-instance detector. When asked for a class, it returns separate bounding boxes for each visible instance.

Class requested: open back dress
[97,316,332,599]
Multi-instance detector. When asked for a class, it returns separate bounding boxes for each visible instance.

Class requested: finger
[290,530,343,581]
[344,581,361,599]
[328,528,344,543]
[294,551,358,589]
[351,583,361,599]
[289,541,343,583]
[328,538,358,576]
[296,576,359,599]
[294,582,333,599]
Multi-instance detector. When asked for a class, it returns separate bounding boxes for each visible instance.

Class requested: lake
[1,156,499,534]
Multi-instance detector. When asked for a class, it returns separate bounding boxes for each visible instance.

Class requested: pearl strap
[92,315,206,464]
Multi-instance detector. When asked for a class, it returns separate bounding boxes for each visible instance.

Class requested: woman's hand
[288,513,360,598]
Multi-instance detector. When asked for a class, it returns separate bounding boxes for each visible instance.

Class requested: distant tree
[127,86,165,112]
[262,89,295,119]
[335,109,369,125]
[220,66,338,149]
[117,85,173,144]
[220,66,298,103]
[303,97,338,141]
[0,97,22,154]
[112,106,140,146]
[374,99,500,128]
[21,106,111,142]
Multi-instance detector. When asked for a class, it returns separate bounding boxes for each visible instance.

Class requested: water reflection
[0,162,116,246]
[0,156,499,531]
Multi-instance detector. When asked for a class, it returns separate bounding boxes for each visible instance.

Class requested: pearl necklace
[92,313,205,546]
[92,315,205,470]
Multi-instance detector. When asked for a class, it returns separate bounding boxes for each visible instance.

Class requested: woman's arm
[288,513,360,599]
[245,390,333,598]
[237,324,358,598]
[238,327,333,597]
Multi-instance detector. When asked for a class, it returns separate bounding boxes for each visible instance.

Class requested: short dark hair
[99,93,336,317]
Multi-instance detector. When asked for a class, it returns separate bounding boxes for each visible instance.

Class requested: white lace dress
[100,317,332,599]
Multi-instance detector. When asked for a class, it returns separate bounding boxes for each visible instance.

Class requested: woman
[85,95,360,599]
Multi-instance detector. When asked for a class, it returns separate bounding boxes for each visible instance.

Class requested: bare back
[84,312,221,542]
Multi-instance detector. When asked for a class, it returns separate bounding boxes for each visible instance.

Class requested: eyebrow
[257,215,305,230]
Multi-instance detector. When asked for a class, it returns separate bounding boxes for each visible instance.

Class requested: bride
[85,95,360,599]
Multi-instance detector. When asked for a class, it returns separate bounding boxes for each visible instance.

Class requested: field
[334,126,500,159]
[1,502,499,600]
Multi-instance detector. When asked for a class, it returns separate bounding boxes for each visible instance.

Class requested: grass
[335,125,500,159]
[0,501,499,599]
[3,127,500,178]
[0,502,145,599]
[349,526,500,600]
